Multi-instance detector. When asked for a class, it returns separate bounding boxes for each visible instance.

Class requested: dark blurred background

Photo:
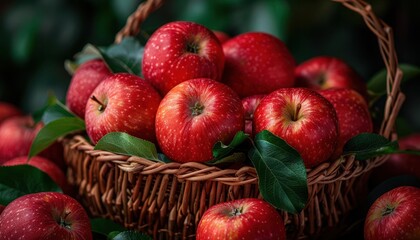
[0,0,419,136]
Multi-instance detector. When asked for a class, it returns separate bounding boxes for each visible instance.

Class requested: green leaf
[112,231,152,240]
[157,153,172,163]
[41,99,76,124]
[64,44,102,75]
[343,133,399,160]
[0,165,62,205]
[206,152,246,166]
[90,218,126,237]
[99,37,144,76]
[368,64,420,97]
[94,132,160,161]
[212,131,248,159]
[248,130,308,213]
[32,94,61,123]
[29,117,85,158]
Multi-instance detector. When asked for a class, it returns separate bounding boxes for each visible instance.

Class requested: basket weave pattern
[64,0,405,239]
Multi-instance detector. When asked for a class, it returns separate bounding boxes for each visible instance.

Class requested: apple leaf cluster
[91,218,152,240]
[65,37,144,77]
[0,165,62,205]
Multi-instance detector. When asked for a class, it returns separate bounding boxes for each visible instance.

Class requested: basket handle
[114,0,165,44]
[115,0,404,139]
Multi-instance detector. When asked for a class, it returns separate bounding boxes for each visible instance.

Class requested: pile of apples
[67,21,372,169]
[0,20,419,240]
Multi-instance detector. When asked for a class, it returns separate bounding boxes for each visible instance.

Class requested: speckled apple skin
[253,88,339,168]
[85,73,161,144]
[222,32,295,98]
[142,21,225,96]
[155,78,244,163]
[0,192,92,240]
[196,198,286,240]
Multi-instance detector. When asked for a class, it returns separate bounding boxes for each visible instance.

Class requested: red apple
[0,116,64,168]
[241,94,266,137]
[0,205,4,215]
[364,186,420,240]
[66,59,112,119]
[253,88,339,168]
[196,198,286,240]
[0,102,21,123]
[213,30,230,44]
[85,73,161,144]
[155,78,244,163]
[0,116,43,164]
[222,32,295,98]
[2,156,69,193]
[0,192,92,240]
[370,133,420,186]
[319,88,373,159]
[295,56,368,99]
[142,21,225,96]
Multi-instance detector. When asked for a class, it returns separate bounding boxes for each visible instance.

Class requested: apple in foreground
[370,133,420,186]
[295,56,368,99]
[364,186,420,240]
[66,59,112,119]
[155,78,244,163]
[85,73,161,144]
[2,156,69,193]
[196,198,286,240]
[0,102,21,123]
[142,21,225,95]
[242,94,266,137]
[253,88,339,168]
[0,192,92,240]
[320,88,373,159]
[222,32,295,97]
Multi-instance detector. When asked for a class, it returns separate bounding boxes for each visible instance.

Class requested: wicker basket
[63,0,405,239]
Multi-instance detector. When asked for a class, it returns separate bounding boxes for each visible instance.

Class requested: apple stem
[90,95,105,112]
[232,207,243,217]
[59,211,72,229]
[382,205,395,216]
[191,102,204,116]
[293,103,302,121]
[186,41,200,54]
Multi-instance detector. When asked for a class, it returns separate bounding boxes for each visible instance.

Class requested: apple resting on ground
[241,94,266,137]
[370,133,420,186]
[0,102,21,123]
[295,56,368,99]
[85,73,161,144]
[364,186,420,240]
[2,156,69,193]
[253,88,339,168]
[66,59,112,119]
[155,78,244,163]
[222,32,295,98]
[196,198,286,240]
[0,192,92,240]
[0,116,64,168]
[0,116,43,164]
[320,88,373,159]
[142,21,225,95]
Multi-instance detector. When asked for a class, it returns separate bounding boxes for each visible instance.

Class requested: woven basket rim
[65,135,389,186]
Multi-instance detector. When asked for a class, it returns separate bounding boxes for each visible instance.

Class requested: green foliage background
[0,0,419,135]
